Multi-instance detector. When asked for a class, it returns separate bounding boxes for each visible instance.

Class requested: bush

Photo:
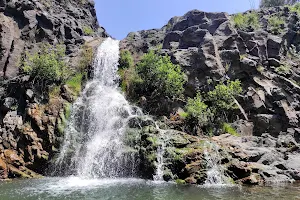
[206,80,243,113]
[232,12,260,31]
[119,50,134,69]
[134,51,187,99]
[288,2,300,14]
[83,26,94,35]
[222,123,240,136]
[23,43,68,83]
[275,64,291,75]
[66,73,84,96]
[268,16,285,34]
[185,94,214,127]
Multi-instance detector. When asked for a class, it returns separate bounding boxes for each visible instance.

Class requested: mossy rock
[175,179,186,185]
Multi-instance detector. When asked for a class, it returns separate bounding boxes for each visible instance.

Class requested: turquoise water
[0,177,299,200]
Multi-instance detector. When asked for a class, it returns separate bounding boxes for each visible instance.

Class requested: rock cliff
[121,7,300,184]
[0,0,107,179]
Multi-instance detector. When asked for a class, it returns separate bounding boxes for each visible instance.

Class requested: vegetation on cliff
[119,50,187,101]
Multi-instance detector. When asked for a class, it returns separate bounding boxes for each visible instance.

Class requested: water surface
[0,177,299,200]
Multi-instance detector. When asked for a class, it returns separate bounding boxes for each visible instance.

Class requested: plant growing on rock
[83,26,94,36]
[23,43,68,83]
[182,80,243,134]
[275,64,291,75]
[268,15,285,35]
[222,123,240,136]
[119,50,134,69]
[287,2,300,16]
[65,73,84,96]
[131,50,187,99]
[118,50,140,93]
[185,94,214,127]
[206,80,243,114]
[232,12,260,31]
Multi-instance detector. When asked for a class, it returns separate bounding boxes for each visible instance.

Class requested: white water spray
[55,38,142,178]
[203,141,230,186]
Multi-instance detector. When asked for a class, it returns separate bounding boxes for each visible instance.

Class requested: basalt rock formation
[121,7,300,184]
[0,0,107,179]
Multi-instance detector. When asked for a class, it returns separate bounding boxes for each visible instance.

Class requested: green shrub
[185,94,214,126]
[23,44,68,83]
[49,85,61,98]
[222,123,240,136]
[65,73,83,96]
[83,26,94,35]
[275,64,291,75]
[288,2,300,14]
[268,16,285,34]
[232,12,260,31]
[119,66,142,93]
[206,80,243,112]
[119,50,134,69]
[135,50,187,99]
[257,65,264,73]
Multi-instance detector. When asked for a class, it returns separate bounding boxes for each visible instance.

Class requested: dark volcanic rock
[120,6,300,185]
[0,0,108,179]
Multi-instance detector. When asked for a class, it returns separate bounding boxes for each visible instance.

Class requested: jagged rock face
[121,8,300,138]
[0,0,108,79]
[120,8,300,184]
[127,117,300,185]
[0,0,107,179]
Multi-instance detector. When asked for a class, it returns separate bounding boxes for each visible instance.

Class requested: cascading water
[53,37,231,186]
[203,141,230,186]
[55,38,142,178]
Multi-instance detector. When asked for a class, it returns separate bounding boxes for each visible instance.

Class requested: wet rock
[0,157,8,179]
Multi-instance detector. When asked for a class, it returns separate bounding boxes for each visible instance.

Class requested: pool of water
[0,177,299,200]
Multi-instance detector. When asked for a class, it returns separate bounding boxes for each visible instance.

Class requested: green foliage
[64,102,71,119]
[288,2,300,15]
[275,64,291,75]
[232,12,260,31]
[257,65,264,73]
[185,94,214,126]
[240,54,247,60]
[222,123,240,136]
[23,44,68,83]
[119,50,134,69]
[66,73,83,96]
[182,80,243,132]
[175,179,186,185]
[268,16,285,34]
[83,26,94,35]
[135,51,187,99]
[49,85,61,98]
[207,80,243,112]
[178,111,189,119]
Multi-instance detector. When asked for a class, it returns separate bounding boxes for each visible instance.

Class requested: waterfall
[55,38,142,178]
[203,141,230,186]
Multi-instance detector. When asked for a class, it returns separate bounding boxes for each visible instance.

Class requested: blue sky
[95,0,260,40]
